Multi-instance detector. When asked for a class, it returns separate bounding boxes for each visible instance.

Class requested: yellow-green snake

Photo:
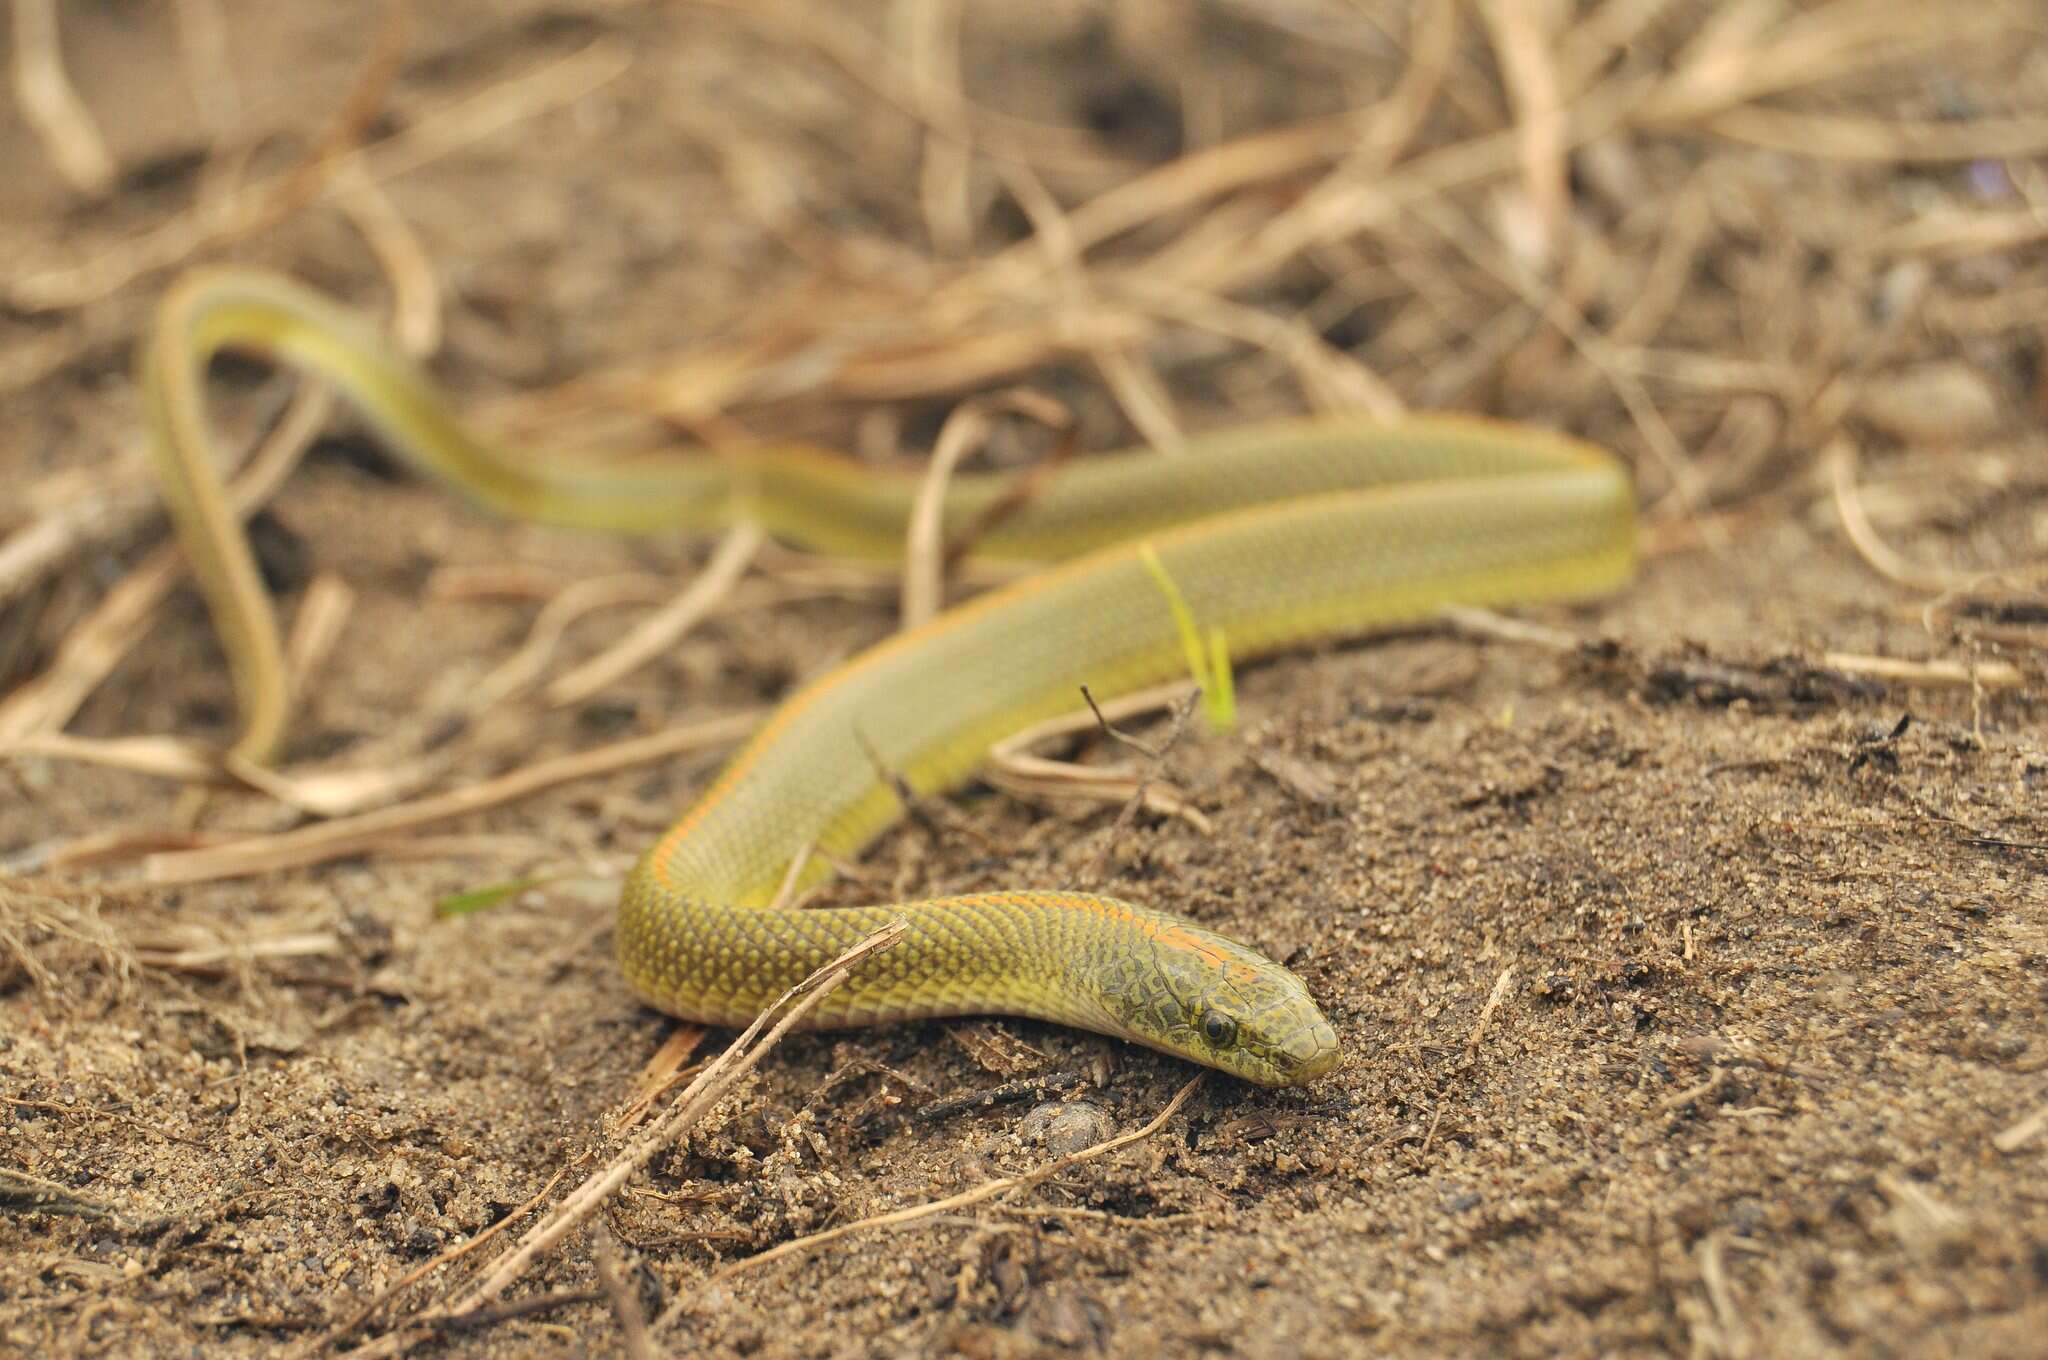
[141,268,1636,1086]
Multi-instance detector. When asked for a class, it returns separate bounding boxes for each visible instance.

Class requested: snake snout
[1276,1015,1342,1082]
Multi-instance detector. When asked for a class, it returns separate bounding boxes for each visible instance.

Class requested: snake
[141,267,1637,1086]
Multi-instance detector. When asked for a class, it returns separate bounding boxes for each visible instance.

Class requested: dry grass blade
[1824,438,1979,593]
[544,523,766,707]
[220,749,452,820]
[1639,1,2014,128]
[1819,653,2023,692]
[7,34,628,312]
[985,680,1211,832]
[131,930,339,974]
[0,475,160,609]
[143,712,759,884]
[1,733,220,783]
[1123,286,1404,419]
[1478,0,1570,270]
[10,0,117,197]
[610,1026,709,1134]
[405,922,907,1347]
[282,574,357,700]
[465,573,674,710]
[1881,210,2048,260]
[1992,1100,2048,1155]
[905,0,973,259]
[591,1222,654,1360]
[1704,108,2048,162]
[295,1165,574,1358]
[679,1073,1202,1297]
[901,391,1068,630]
[329,158,444,355]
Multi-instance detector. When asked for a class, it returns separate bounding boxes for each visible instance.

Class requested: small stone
[1017,1100,1114,1157]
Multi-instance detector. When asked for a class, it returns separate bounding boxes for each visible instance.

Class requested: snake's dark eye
[1202,1012,1237,1048]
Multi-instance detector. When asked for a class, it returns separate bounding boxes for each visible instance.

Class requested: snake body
[143,269,1637,1086]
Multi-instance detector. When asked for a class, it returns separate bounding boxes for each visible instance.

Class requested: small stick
[852,727,999,852]
[941,426,1079,571]
[1466,965,1517,1051]
[678,1074,1202,1298]
[283,573,357,699]
[298,1164,572,1356]
[0,1167,115,1221]
[1440,604,1584,652]
[1695,1232,1748,1360]
[1079,685,1179,761]
[545,522,765,706]
[143,712,758,884]
[1992,1099,2048,1154]
[902,390,1070,630]
[901,403,990,631]
[10,0,117,197]
[437,923,904,1321]
[1820,652,2022,691]
[765,841,818,913]
[1083,686,1203,885]
[591,1222,654,1360]
[1825,437,1975,593]
[919,1070,1092,1122]
[429,1290,604,1333]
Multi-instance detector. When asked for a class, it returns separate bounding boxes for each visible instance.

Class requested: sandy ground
[3,4,2045,1357]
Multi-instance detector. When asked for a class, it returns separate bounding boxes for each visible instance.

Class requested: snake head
[1088,915,1341,1087]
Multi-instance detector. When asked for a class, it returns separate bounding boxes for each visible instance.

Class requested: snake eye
[1202,1012,1238,1048]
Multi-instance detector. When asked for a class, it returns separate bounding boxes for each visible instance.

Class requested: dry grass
[3,2,2046,1356]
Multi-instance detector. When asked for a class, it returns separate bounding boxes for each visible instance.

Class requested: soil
[3,4,2045,1358]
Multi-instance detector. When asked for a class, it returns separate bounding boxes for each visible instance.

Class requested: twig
[983,681,1210,833]
[1079,685,1178,761]
[8,34,628,311]
[591,1222,654,1360]
[1992,1099,2048,1155]
[282,574,357,700]
[1083,686,1205,884]
[919,1070,1092,1123]
[0,1167,114,1221]
[679,1073,1202,1298]
[143,712,759,884]
[902,404,991,631]
[1694,1231,1748,1359]
[437,922,905,1321]
[610,1027,708,1134]
[429,1290,603,1332]
[1440,604,1584,653]
[1466,965,1517,1051]
[132,930,339,973]
[765,841,818,913]
[1820,652,2022,692]
[329,157,443,356]
[1,732,220,783]
[297,1164,573,1357]
[1477,0,1569,270]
